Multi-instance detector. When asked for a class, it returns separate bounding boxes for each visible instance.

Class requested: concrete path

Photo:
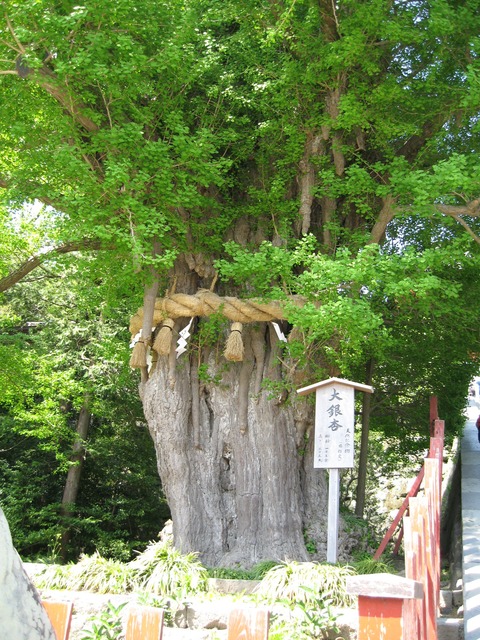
[462,405,480,640]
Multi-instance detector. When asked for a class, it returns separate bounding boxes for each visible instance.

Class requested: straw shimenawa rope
[129,290,305,362]
[129,290,303,334]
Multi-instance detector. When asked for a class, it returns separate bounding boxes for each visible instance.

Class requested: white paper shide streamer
[129,330,142,349]
[271,321,287,342]
[176,318,194,358]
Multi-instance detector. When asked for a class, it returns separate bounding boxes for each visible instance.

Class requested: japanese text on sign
[313,383,354,468]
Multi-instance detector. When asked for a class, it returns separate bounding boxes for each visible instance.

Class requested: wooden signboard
[297,377,373,562]
[314,381,354,468]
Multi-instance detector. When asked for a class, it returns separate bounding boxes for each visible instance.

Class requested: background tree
[0,224,167,561]
[0,0,479,566]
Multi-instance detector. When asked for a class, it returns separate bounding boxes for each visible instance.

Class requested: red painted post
[429,430,444,511]
[425,457,441,622]
[227,608,270,640]
[430,438,443,458]
[430,396,439,429]
[413,496,436,639]
[347,574,423,640]
[125,606,164,640]
[404,511,426,638]
[42,601,73,640]
[431,419,444,440]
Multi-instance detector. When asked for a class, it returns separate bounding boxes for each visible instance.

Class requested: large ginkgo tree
[1,0,480,566]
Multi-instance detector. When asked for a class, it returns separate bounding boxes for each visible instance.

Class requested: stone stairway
[438,586,464,640]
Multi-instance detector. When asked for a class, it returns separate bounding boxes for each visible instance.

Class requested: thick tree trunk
[142,322,330,567]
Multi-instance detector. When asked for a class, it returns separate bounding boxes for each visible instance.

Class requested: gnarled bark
[142,322,329,567]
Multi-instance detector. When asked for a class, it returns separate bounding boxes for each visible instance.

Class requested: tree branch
[369,197,480,245]
[435,199,480,217]
[0,240,103,293]
[34,67,99,133]
[4,13,25,54]
[433,199,480,244]
[369,194,397,244]
[390,199,480,244]
[298,132,324,235]
[395,108,452,164]
[3,14,99,133]
[451,214,480,245]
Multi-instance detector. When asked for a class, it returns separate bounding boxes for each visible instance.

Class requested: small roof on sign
[296,377,374,396]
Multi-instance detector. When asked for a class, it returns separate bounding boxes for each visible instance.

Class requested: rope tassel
[153,318,175,356]
[224,322,244,362]
[130,338,149,368]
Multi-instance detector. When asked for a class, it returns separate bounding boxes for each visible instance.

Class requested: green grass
[35,539,399,631]
[207,560,278,581]
[36,539,208,597]
[254,561,356,608]
[129,539,209,597]
[351,554,395,575]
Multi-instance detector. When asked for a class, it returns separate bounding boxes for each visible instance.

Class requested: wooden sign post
[297,378,373,563]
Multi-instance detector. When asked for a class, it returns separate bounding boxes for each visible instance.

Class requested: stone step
[440,589,464,615]
[437,616,464,640]
[438,587,464,640]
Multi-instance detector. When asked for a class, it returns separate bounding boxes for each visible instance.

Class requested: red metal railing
[347,398,443,640]
[374,398,444,561]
